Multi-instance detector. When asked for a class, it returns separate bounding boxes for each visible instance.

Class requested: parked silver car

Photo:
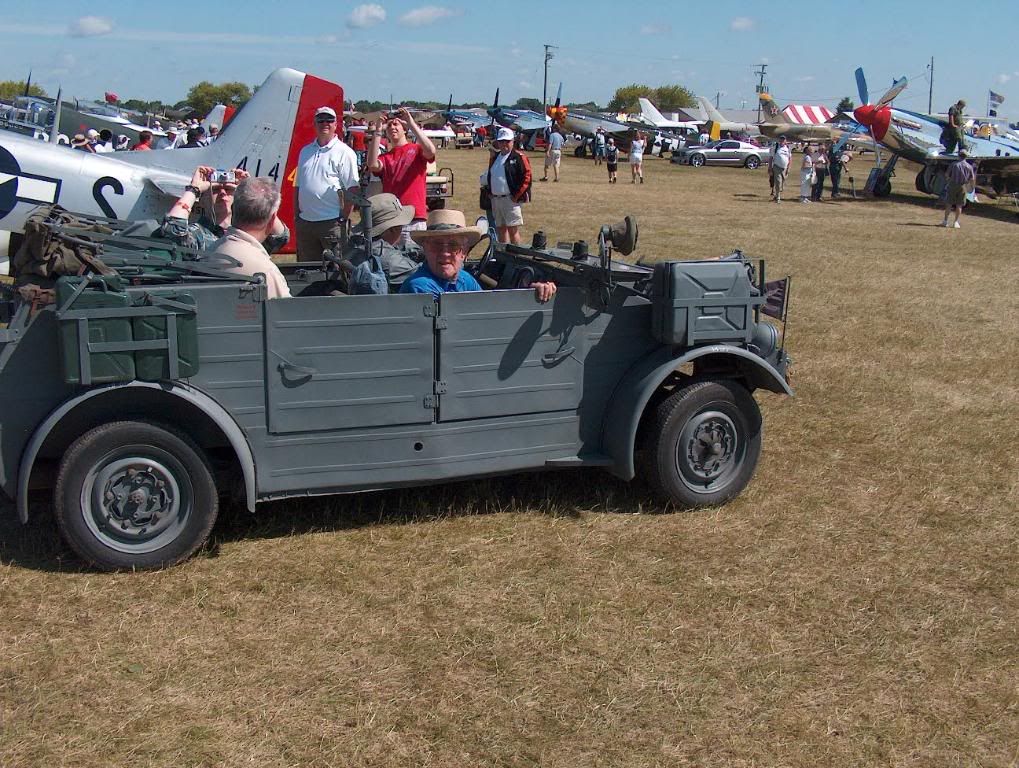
[673,140,770,169]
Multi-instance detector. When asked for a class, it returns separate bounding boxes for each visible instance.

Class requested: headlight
[749,321,780,359]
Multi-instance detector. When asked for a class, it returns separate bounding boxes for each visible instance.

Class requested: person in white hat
[482,127,532,244]
[85,128,100,150]
[400,209,555,302]
[293,105,359,259]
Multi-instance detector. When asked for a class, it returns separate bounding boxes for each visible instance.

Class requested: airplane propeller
[852,67,907,141]
[547,82,568,125]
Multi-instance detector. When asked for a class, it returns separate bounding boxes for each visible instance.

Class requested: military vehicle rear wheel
[689,154,706,167]
[745,156,761,169]
[644,379,762,508]
[54,421,218,571]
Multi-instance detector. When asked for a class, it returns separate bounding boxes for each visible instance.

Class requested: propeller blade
[447,94,453,117]
[493,88,499,109]
[554,82,562,108]
[877,76,907,107]
[855,67,869,106]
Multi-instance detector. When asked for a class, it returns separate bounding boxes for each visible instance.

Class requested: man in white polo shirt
[294,106,360,259]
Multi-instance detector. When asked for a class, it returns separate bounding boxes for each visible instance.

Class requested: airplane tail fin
[116,68,344,252]
[638,97,669,126]
[697,96,729,125]
[758,92,782,123]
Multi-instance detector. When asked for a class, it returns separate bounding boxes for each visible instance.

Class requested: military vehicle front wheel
[644,380,762,508]
[54,421,219,571]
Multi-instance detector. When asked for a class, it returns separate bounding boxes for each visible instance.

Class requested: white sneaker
[952,222,961,228]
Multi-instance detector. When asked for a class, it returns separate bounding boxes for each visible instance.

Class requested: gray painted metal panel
[438,289,589,422]
[265,294,435,434]
[256,412,581,496]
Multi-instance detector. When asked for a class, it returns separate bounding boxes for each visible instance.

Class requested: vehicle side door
[715,140,741,164]
[264,294,436,434]
[436,288,589,421]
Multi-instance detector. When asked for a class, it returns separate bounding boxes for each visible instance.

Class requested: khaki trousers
[296,216,346,260]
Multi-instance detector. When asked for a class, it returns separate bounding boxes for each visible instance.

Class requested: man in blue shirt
[541,127,566,182]
[401,209,556,302]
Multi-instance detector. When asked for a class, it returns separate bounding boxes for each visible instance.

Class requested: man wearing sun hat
[400,209,555,302]
[70,133,94,152]
[483,126,532,244]
[342,192,422,288]
[294,105,359,259]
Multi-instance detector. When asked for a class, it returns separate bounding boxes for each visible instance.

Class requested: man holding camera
[159,165,290,253]
[294,106,359,260]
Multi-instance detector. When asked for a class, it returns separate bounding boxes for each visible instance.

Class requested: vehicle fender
[17,382,256,523]
[601,345,793,481]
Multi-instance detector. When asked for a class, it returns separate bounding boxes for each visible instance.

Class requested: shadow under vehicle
[0,211,792,570]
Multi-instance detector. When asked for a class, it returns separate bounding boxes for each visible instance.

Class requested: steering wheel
[469,221,498,282]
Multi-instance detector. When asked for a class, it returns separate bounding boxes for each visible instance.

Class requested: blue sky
[2,0,1017,118]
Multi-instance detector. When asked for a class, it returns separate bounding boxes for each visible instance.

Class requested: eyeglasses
[425,239,467,253]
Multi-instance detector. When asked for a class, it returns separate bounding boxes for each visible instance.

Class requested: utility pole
[928,56,934,114]
[753,63,768,123]
[542,44,557,116]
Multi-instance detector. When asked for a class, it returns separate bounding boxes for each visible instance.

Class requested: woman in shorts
[629,133,645,184]
[605,138,619,183]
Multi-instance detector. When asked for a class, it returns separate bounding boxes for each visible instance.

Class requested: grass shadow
[886,191,1019,224]
[0,471,656,571]
[211,470,653,550]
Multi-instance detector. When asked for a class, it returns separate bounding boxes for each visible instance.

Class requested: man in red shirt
[365,107,436,245]
[132,130,154,151]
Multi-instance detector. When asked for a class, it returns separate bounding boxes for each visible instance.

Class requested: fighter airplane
[633,98,700,136]
[757,92,844,142]
[850,68,1019,198]
[0,68,344,255]
[694,97,759,137]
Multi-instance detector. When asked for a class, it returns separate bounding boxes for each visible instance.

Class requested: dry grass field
[1,147,1017,767]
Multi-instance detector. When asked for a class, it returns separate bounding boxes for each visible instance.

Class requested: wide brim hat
[355,193,415,238]
[71,133,89,146]
[410,209,486,248]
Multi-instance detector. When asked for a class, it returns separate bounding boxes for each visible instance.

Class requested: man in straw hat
[401,209,555,302]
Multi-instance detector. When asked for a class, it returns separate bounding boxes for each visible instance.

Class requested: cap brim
[410,226,485,248]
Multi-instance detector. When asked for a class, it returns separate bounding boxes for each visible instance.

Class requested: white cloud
[794,75,815,82]
[730,16,755,31]
[518,81,533,90]
[347,4,387,28]
[640,23,671,35]
[997,73,1011,84]
[68,16,113,37]
[399,6,462,26]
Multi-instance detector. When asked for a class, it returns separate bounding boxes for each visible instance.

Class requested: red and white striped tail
[781,104,834,124]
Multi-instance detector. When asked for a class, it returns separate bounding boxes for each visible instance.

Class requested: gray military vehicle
[0,212,792,570]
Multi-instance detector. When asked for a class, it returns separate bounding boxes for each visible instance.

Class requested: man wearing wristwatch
[293,106,359,260]
[159,165,290,253]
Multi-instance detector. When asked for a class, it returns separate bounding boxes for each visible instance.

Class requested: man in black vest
[483,127,532,244]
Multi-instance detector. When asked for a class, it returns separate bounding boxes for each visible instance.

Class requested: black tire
[745,155,761,170]
[54,421,218,571]
[689,154,706,167]
[915,169,928,193]
[874,178,892,197]
[644,379,762,508]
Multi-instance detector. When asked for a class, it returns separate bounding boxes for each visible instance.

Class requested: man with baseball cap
[342,193,422,289]
[400,208,554,302]
[482,127,531,244]
[294,105,359,260]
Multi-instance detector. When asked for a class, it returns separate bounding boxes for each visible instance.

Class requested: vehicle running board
[545,455,614,468]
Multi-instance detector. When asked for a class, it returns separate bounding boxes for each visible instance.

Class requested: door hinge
[435,317,448,330]
[424,380,447,410]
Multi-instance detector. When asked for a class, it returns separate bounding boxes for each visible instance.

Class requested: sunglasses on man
[315,116,336,124]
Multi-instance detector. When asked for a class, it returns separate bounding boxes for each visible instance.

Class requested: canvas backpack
[12,205,115,286]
